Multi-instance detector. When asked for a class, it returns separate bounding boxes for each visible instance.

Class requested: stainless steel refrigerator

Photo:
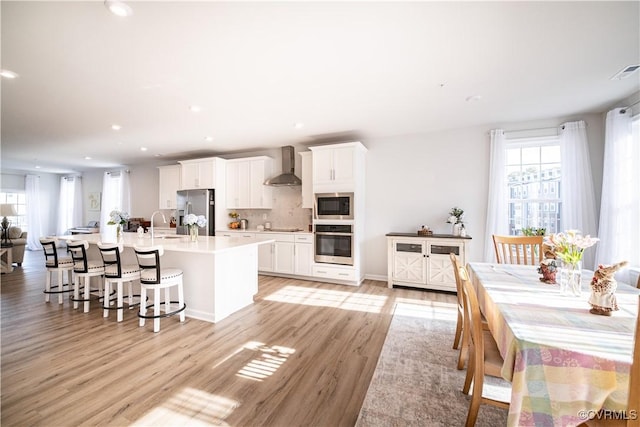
[176,189,216,236]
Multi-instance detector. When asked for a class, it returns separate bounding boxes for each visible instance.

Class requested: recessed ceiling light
[84,156,92,160]
[204,136,214,142]
[111,124,121,131]
[610,64,640,80]
[465,95,482,102]
[189,105,202,113]
[35,165,41,169]
[104,0,133,17]
[140,147,148,151]
[294,122,304,129]
[0,69,18,79]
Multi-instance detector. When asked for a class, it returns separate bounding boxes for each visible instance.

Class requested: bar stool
[66,240,105,312]
[133,245,186,332]
[39,237,74,304]
[97,242,141,322]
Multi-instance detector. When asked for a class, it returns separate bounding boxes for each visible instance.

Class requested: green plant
[522,227,546,236]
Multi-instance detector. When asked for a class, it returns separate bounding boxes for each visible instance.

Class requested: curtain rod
[621,99,640,114]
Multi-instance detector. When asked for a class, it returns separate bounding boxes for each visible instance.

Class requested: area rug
[356,302,510,427]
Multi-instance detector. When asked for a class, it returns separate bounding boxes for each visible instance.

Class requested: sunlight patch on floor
[264,285,388,313]
[236,341,295,381]
[131,387,239,426]
[393,299,458,321]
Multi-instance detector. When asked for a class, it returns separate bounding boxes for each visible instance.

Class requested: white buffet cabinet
[386,233,471,292]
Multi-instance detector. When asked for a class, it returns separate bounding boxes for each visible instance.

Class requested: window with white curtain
[506,137,561,235]
[595,108,640,282]
[100,171,131,227]
[57,176,83,235]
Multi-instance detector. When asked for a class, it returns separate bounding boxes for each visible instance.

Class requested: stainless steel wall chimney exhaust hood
[264,146,302,186]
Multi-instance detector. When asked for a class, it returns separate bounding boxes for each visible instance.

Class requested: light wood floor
[1,250,456,426]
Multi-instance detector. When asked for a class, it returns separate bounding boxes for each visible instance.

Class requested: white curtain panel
[56,176,83,235]
[120,169,131,215]
[100,170,132,228]
[559,120,598,269]
[596,109,640,283]
[25,174,43,250]
[484,129,508,262]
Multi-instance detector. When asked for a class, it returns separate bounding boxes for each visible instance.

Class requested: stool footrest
[103,293,145,310]
[138,302,186,319]
[44,284,72,295]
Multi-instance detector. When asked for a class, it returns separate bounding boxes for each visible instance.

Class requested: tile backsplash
[227,186,312,231]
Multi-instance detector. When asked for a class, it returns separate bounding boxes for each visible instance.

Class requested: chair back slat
[133,245,163,285]
[66,240,90,273]
[492,235,543,265]
[97,242,124,278]
[39,237,64,267]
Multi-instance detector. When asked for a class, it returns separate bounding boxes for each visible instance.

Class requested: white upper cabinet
[299,151,313,209]
[158,164,182,209]
[179,157,222,190]
[226,156,273,209]
[310,141,367,193]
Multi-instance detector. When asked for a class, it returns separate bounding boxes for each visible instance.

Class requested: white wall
[362,112,606,279]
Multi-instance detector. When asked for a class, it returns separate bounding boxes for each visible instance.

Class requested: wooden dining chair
[492,235,543,265]
[580,295,639,427]
[458,265,510,427]
[450,253,488,371]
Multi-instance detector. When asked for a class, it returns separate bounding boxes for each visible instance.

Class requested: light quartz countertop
[218,229,312,235]
[57,232,274,255]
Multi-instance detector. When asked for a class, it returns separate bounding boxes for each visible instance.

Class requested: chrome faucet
[150,210,167,240]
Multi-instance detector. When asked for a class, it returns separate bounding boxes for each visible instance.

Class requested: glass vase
[559,260,582,296]
[116,224,122,240]
[189,226,198,242]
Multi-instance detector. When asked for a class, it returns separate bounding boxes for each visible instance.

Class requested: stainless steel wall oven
[314,224,353,265]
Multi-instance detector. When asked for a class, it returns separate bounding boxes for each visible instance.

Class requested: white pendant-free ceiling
[1,1,639,173]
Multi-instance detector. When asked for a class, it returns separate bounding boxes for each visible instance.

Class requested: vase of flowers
[446,207,464,236]
[546,230,599,296]
[107,210,129,239]
[184,213,206,242]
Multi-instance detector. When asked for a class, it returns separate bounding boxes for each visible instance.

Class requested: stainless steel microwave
[314,192,354,220]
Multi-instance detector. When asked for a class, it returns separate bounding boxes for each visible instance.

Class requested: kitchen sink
[267,228,304,232]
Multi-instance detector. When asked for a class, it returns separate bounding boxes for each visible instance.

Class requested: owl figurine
[589,261,628,316]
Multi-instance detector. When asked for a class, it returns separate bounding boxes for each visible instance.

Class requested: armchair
[7,227,27,266]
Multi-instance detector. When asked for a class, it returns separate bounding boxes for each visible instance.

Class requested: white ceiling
[1,1,639,174]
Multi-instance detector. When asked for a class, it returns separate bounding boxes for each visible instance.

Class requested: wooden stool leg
[178,281,185,322]
[153,287,161,332]
[57,270,64,304]
[73,274,80,309]
[83,276,91,313]
[45,270,51,303]
[139,286,147,327]
[117,281,124,322]
[103,281,111,318]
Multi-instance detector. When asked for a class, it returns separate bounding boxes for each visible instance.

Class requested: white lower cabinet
[256,233,312,276]
[294,234,313,276]
[312,264,357,282]
[387,235,469,292]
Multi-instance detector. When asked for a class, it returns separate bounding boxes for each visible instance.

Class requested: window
[506,138,561,235]
[0,192,27,230]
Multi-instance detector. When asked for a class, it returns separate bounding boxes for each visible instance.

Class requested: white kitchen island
[57,232,274,323]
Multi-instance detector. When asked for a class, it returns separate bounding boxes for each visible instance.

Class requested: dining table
[466,262,639,427]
